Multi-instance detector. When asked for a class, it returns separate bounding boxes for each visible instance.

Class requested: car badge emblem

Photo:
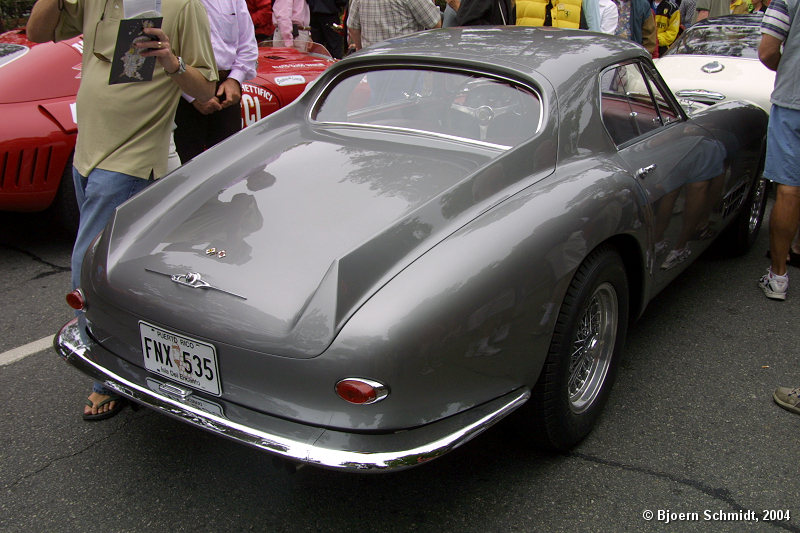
[205,247,227,258]
[145,269,246,300]
[701,61,724,74]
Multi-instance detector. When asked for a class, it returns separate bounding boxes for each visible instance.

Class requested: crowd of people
[346,0,769,57]
[23,0,799,418]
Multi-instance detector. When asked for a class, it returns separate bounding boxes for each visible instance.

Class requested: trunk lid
[87,122,521,358]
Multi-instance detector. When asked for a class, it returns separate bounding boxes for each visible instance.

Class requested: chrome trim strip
[315,122,512,150]
[54,318,530,472]
[145,269,247,300]
[675,89,726,101]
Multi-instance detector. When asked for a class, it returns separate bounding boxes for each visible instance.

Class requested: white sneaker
[759,268,788,300]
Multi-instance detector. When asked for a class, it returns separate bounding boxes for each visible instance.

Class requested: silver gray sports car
[56,27,768,472]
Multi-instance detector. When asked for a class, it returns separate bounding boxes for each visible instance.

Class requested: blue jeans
[71,167,151,395]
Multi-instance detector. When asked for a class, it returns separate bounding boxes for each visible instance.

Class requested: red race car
[0,29,334,235]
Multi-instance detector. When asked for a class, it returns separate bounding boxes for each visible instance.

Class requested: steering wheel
[447,78,524,142]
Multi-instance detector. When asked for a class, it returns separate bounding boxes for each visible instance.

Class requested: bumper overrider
[55,317,530,472]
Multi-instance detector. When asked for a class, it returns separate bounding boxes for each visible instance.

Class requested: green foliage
[0,0,34,31]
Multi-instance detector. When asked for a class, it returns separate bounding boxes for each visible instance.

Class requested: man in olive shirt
[696,0,729,21]
[27,0,218,420]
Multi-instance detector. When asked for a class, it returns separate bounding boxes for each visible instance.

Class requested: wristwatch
[165,56,186,77]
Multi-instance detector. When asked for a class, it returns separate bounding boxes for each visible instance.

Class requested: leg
[674,180,709,250]
[173,97,207,163]
[791,225,800,256]
[760,104,800,297]
[769,184,800,276]
[70,168,150,418]
[71,168,150,290]
[310,13,324,49]
[206,101,242,149]
[320,13,344,59]
[653,188,681,243]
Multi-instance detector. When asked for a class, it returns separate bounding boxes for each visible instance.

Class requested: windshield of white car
[668,25,760,58]
[311,68,542,148]
[0,43,27,67]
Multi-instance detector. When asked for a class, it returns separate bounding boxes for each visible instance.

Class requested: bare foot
[84,392,117,416]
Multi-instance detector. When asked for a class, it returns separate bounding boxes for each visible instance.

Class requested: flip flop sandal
[82,394,127,421]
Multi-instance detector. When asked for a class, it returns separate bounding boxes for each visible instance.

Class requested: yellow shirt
[55,0,218,179]
[516,0,583,28]
[729,0,753,13]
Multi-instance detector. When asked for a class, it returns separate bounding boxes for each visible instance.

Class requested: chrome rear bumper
[55,318,529,472]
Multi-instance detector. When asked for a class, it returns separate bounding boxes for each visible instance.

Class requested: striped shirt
[762,0,800,108]
[762,0,792,39]
[347,0,441,48]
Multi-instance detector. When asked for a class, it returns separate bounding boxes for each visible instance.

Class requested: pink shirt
[185,0,258,102]
[272,0,310,46]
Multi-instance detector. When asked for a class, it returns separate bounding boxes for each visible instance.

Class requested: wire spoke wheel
[567,282,617,413]
[524,245,629,451]
[722,171,768,256]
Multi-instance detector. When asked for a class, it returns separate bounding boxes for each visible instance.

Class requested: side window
[600,62,664,146]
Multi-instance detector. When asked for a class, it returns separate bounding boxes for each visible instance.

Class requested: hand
[138,27,180,73]
[192,98,223,115]
[217,78,242,109]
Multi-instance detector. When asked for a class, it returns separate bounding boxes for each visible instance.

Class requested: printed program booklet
[108,16,163,85]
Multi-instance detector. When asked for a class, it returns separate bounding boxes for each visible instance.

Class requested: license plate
[139,321,221,396]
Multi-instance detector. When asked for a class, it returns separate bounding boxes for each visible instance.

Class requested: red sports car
[0,29,334,235]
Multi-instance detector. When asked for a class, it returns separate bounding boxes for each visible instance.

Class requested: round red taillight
[335,378,389,405]
[65,289,86,310]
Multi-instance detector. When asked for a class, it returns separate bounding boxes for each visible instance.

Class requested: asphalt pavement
[0,202,798,532]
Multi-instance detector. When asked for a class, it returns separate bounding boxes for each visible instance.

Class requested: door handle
[636,164,657,179]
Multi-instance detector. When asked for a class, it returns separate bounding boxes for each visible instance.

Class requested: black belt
[218,70,231,80]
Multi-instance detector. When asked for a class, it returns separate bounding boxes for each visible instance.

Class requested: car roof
[346,27,649,90]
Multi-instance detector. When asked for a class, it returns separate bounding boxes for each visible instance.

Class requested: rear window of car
[0,43,28,67]
[311,68,542,148]
[668,25,760,58]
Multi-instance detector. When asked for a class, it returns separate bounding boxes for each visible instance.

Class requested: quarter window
[600,62,680,146]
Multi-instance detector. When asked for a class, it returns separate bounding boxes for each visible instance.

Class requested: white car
[655,14,774,114]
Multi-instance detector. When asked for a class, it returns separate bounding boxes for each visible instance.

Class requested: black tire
[48,154,79,239]
[523,245,629,451]
[721,175,768,256]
